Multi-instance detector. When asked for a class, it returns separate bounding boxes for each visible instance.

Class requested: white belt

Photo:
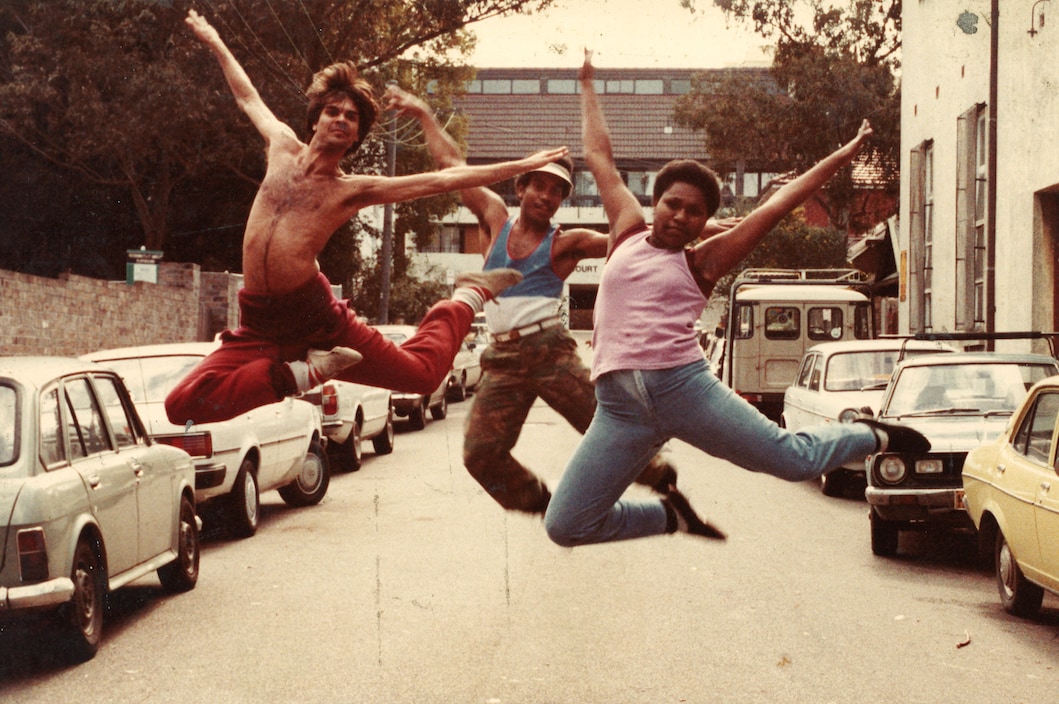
[491,317,562,343]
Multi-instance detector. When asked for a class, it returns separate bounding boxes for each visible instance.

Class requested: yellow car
[963,374,1059,618]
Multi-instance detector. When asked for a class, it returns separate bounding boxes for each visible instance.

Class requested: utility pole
[378,83,397,324]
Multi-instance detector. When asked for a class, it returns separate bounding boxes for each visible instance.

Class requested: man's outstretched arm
[343,147,569,211]
[690,120,873,286]
[185,9,291,145]
[579,50,645,251]
[385,85,509,248]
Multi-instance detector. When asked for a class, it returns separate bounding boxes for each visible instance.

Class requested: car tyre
[372,406,395,455]
[430,394,448,420]
[870,510,899,557]
[328,419,363,473]
[279,439,330,507]
[407,397,427,430]
[57,536,105,662]
[821,469,845,497]
[449,373,468,402]
[227,458,259,539]
[158,494,200,592]
[996,529,1044,618]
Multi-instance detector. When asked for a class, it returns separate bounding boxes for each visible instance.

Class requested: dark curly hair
[653,159,721,217]
[305,61,379,155]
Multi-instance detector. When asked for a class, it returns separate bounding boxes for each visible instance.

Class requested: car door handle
[996,463,1006,474]
[87,474,102,489]
[128,458,144,477]
[1041,481,1051,493]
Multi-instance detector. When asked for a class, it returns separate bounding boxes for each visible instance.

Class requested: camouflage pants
[463,327,675,513]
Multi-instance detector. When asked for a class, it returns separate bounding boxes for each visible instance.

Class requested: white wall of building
[900,2,1059,346]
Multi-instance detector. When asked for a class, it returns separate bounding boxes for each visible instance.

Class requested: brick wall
[0,263,240,357]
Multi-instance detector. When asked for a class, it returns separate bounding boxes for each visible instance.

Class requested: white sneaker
[307,347,362,387]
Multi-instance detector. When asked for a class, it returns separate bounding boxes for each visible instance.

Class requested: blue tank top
[481,218,565,332]
[483,218,564,299]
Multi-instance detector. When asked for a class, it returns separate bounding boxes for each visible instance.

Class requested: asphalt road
[4,373,1059,703]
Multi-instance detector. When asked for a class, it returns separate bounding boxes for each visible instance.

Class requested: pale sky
[463,0,773,69]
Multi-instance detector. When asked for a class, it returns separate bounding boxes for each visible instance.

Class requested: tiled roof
[452,67,771,168]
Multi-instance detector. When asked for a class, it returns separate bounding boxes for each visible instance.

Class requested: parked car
[865,351,1059,557]
[0,357,199,661]
[372,325,448,429]
[448,338,483,402]
[83,342,330,538]
[963,374,1059,617]
[299,380,394,472]
[782,338,954,495]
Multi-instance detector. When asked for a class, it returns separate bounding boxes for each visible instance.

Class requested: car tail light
[322,383,339,417]
[157,432,214,458]
[17,528,48,582]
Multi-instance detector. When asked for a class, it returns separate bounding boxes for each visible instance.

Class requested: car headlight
[877,456,907,484]
[915,458,944,474]
[838,408,861,423]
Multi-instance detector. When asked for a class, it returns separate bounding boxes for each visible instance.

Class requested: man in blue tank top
[388,86,678,514]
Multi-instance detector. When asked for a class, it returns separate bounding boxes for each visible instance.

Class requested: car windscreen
[0,383,18,470]
[885,362,1059,416]
[824,349,953,393]
[97,355,203,405]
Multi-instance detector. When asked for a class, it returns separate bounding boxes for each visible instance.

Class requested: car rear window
[0,384,18,469]
[99,355,203,404]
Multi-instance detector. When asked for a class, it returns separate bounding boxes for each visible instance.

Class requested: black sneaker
[854,417,931,455]
[662,487,726,541]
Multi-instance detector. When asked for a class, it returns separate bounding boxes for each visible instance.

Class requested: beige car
[963,375,1059,618]
[0,357,199,661]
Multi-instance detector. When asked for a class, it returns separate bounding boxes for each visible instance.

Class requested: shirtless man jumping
[165,10,569,426]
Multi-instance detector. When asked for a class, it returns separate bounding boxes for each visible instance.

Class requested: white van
[718,269,873,420]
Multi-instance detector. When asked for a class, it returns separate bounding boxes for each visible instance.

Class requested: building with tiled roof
[414,65,779,328]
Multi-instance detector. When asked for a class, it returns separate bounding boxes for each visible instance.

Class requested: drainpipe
[986,0,999,341]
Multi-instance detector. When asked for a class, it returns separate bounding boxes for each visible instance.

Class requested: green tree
[675,0,901,232]
[708,200,849,304]
[0,0,553,273]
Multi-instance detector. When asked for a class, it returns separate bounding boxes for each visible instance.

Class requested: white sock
[451,286,486,313]
[287,360,312,393]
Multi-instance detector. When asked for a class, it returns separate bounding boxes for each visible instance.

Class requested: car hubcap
[244,473,258,523]
[999,540,1015,598]
[300,452,323,491]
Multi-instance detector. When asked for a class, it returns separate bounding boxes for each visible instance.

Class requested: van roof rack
[734,268,869,284]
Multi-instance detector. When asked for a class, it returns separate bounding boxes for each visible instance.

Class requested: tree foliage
[0,0,553,282]
[675,0,901,232]
[708,200,849,303]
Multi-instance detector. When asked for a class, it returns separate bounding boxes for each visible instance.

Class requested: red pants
[165,273,471,425]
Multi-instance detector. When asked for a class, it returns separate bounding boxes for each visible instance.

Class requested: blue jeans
[544,359,878,547]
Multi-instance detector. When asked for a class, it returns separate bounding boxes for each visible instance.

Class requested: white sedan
[84,342,329,539]
[782,338,954,495]
[300,380,394,472]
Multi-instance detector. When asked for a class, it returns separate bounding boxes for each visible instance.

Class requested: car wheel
[227,458,259,539]
[279,439,330,507]
[328,419,363,472]
[158,494,200,592]
[57,536,105,662]
[407,397,427,430]
[870,510,899,557]
[372,406,395,455]
[430,393,448,420]
[821,469,845,497]
[449,373,467,402]
[996,529,1044,618]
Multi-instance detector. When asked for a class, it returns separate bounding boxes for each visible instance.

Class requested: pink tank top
[591,227,707,380]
